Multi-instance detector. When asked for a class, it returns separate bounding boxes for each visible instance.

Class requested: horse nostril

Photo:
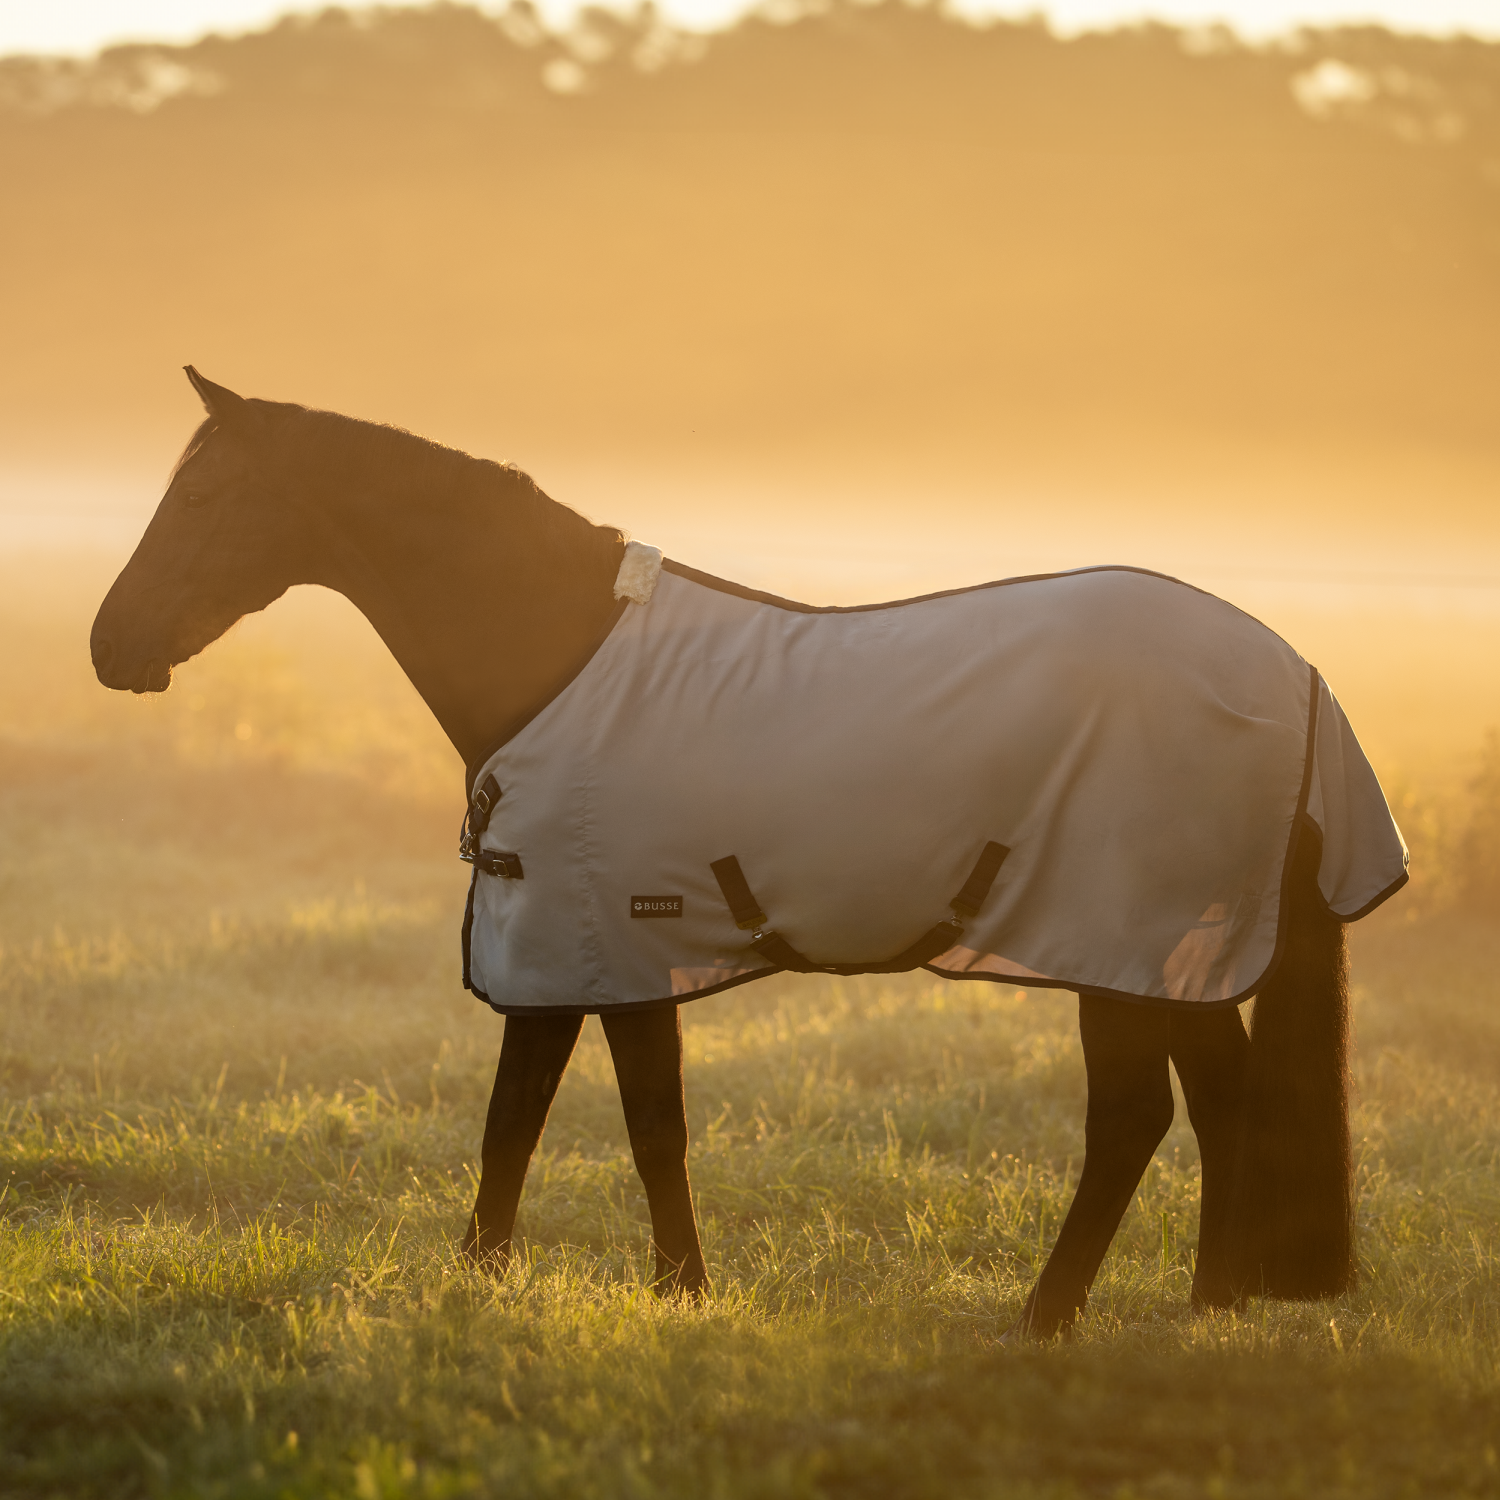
[92,637,114,674]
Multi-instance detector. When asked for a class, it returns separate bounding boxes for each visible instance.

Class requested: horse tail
[1227,821,1357,1300]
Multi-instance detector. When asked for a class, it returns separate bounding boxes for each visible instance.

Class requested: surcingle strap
[710,842,1009,976]
[950,841,1009,919]
[710,855,769,930]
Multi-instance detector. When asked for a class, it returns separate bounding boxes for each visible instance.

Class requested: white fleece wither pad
[613,541,663,605]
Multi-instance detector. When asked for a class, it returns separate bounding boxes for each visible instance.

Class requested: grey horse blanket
[461,546,1407,1015]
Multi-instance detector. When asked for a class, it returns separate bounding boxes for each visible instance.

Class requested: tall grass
[2,882,1499,1496]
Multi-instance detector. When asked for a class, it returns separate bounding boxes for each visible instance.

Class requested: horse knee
[480,1014,582,1161]
[626,1112,690,1183]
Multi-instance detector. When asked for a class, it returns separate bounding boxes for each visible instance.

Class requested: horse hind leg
[1010,995,1174,1339]
[1167,1003,1251,1311]
[601,1005,709,1296]
[463,1012,585,1269]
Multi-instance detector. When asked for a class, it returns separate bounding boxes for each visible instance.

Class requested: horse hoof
[460,1230,512,1277]
[653,1258,709,1300]
[1190,1291,1246,1318]
[997,1308,1074,1344]
[997,1313,1042,1345]
[654,1275,709,1302]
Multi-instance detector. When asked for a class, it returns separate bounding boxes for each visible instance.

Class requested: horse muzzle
[131,658,174,694]
[91,633,173,694]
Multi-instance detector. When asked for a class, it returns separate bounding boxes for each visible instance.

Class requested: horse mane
[171,400,621,557]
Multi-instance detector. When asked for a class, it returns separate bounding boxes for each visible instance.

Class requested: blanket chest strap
[459,774,524,879]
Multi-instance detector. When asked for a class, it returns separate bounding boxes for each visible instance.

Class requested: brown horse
[91,368,1375,1334]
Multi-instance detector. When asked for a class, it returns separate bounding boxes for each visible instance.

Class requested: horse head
[90,367,316,694]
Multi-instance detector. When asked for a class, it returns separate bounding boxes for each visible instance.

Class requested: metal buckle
[470,849,524,880]
[460,775,505,866]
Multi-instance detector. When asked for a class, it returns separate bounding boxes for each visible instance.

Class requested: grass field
[3,556,1499,1497]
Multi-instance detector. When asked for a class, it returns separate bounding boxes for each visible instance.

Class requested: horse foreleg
[600,1005,708,1296]
[1009,994,1173,1338]
[462,1012,584,1270]
[1168,1004,1250,1311]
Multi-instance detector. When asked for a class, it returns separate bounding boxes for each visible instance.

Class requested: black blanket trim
[660,557,1258,618]
[461,865,479,994]
[470,965,772,1017]
[1330,868,1409,923]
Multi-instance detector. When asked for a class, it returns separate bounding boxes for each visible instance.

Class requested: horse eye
[183,491,210,509]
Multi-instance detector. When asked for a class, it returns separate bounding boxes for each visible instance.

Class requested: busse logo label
[631,895,684,918]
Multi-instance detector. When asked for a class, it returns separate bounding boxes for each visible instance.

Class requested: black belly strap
[709,841,1009,977]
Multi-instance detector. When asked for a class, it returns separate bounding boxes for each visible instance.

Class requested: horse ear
[184,366,259,428]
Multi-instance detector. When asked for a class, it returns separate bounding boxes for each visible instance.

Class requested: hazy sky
[2,0,1497,53]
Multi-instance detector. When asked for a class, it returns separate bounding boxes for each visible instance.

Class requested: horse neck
[301,440,624,776]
